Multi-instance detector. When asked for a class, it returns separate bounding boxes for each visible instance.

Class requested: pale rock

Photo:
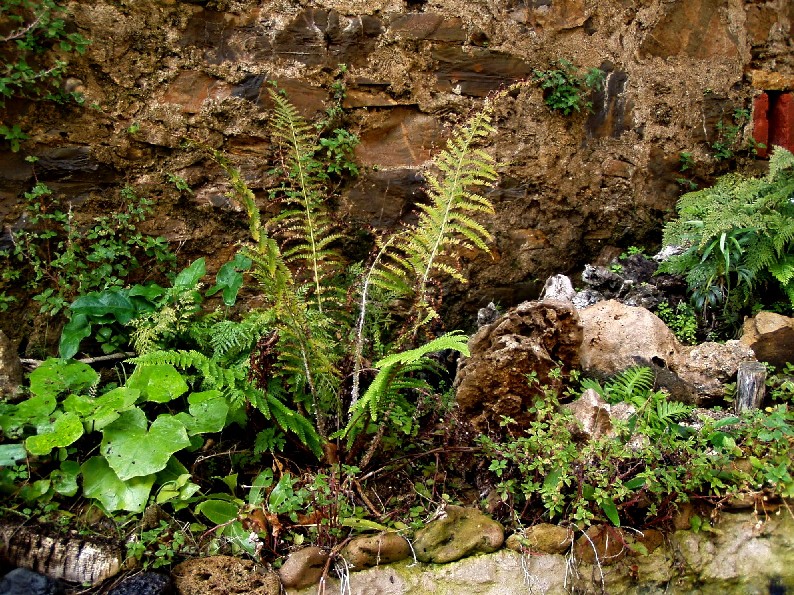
[340,532,411,570]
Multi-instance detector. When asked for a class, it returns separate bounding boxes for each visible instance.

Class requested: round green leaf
[25,412,84,456]
[195,499,240,525]
[175,390,228,436]
[127,365,188,403]
[29,358,98,400]
[101,409,190,480]
[81,456,154,513]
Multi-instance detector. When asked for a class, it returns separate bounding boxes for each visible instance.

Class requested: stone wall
[2,0,793,340]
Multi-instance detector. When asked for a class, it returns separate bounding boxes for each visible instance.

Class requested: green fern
[659,147,794,316]
[268,87,344,314]
[336,330,470,444]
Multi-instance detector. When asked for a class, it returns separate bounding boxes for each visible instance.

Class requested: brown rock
[455,300,582,433]
[340,532,411,570]
[578,300,680,376]
[278,546,329,590]
[740,311,794,368]
[505,524,573,554]
[640,0,739,59]
[389,13,468,42]
[751,70,794,92]
[628,529,665,555]
[566,388,613,440]
[574,525,626,566]
[161,71,231,113]
[671,341,757,405]
[355,107,443,167]
[0,331,22,399]
[413,506,504,564]
[172,556,280,595]
[432,46,532,97]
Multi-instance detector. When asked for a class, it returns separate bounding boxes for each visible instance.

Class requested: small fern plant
[582,366,691,435]
[658,147,794,319]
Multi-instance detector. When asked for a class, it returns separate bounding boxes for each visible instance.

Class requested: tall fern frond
[401,104,498,310]
[268,87,344,313]
[603,366,655,404]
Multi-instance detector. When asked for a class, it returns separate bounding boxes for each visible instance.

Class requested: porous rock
[455,300,582,433]
[172,556,280,595]
[740,311,794,369]
[505,524,573,554]
[670,340,757,405]
[413,505,504,564]
[340,532,411,570]
[565,388,613,441]
[278,546,329,590]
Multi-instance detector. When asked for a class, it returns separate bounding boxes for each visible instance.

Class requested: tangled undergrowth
[0,82,793,586]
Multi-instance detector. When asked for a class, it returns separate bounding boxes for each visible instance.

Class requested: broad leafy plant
[0,357,233,513]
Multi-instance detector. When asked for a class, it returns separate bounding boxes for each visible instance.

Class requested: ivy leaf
[174,258,206,289]
[29,358,98,400]
[81,456,154,513]
[174,390,228,435]
[195,499,239,525]
[127,364,188,403]
[59,314,92,359]
[25,412,84,456]
[100,409,190,480]
[70,288,136,324]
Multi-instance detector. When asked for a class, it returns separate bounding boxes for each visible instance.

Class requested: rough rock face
[740,311,794,368]
[578,300,756,405]
[455,300,582,432]
[671,341,757,405]
[1,0,792,344]
[413,505,504,564]
[0,331,22,399]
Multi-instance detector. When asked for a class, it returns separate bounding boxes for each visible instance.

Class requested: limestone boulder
[455,300,582,433]
[565,388,613,441]
[740,311,794,368]
[413,506,504,564]
[505,524,573,554]
[578,300,680,375]
[340,532,411,570]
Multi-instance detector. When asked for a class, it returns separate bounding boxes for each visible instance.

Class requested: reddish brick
[753,93,769,158]
[770,92,794,153]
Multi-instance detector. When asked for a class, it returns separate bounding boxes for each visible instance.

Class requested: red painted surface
[769,92,794,154]
[753,93,769,158]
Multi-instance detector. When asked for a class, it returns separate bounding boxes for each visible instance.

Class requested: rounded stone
[505,524,573,554]
[278,546,329,590]
[413,505,504,564]
[340,532,412,570]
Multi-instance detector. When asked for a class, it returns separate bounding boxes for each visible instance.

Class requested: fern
[659,146,794,315]
[399,103,497,311]
[603,366,655,404]
[268,87,344,314]
[336,330,470,444]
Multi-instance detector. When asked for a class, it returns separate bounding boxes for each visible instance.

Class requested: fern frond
[604,366,655,404]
